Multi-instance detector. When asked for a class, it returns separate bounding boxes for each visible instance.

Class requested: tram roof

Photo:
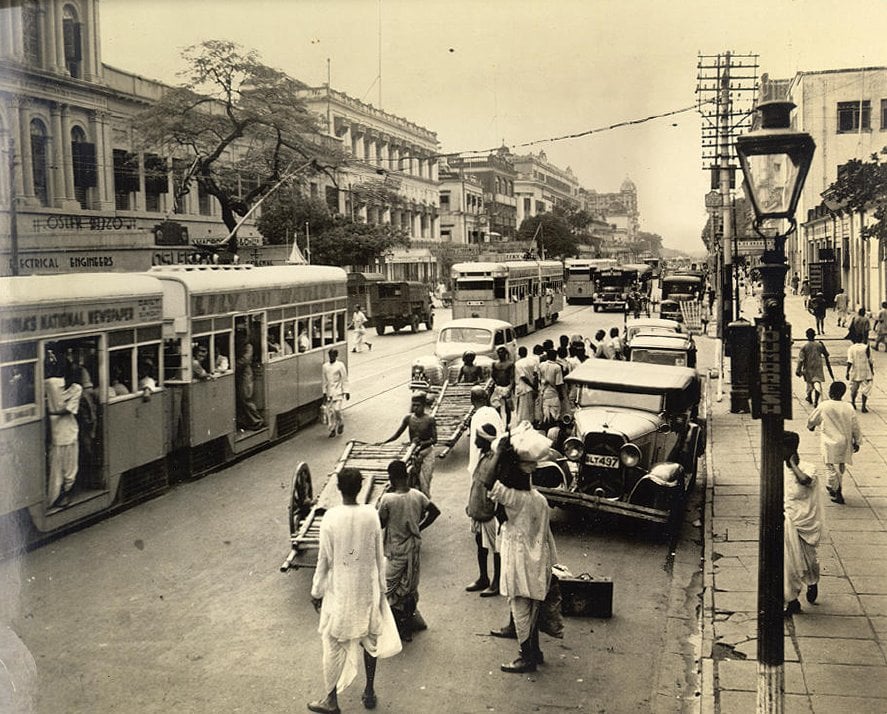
[452,260,563,273]
[147,265,347,293]
[1,272,163,307]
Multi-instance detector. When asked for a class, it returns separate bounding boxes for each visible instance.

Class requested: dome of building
[620,176,636,192]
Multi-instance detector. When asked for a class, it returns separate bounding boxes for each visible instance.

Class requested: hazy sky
[100,0,885,253]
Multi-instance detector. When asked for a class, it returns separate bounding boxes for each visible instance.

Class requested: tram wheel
[288,462,314,536]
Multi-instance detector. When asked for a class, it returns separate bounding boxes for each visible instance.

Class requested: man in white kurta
[483,444,557,673]
[846,338,874,413]
[45,374,83,507]
[321,349,349,437]
[513,346,537,426]
[783,430,824,615]
[806,381,860,504]
[310,468,393,713]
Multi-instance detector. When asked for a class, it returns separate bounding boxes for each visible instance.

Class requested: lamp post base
[757,662,785,713]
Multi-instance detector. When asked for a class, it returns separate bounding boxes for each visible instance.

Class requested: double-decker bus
[564,258,617,304]
[451,260,565,335]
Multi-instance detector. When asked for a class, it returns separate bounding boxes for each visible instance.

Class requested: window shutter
[113,149,140,194]
[144,154,169,194]
[63,20,83,62]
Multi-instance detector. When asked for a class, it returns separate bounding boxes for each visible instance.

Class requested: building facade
[445,148,518,239]
[583,177,640,244]
[0,0,279,277]
[437,161,489,245]
[513,149,579,224]
[761,67,887,314]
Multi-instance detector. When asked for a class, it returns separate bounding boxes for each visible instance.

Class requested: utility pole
[698,52,759,406]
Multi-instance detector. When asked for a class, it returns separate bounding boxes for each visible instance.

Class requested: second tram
[564,258,617,304]
[450,260,564,335]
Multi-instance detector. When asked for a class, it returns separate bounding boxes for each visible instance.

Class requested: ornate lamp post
[735,100,815,713]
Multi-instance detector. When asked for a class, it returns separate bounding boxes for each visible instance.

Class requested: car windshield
[578,387,664,412]
[439,327,491,344]
[630,349,687,367]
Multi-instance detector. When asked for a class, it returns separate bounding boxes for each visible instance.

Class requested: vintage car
[411,318,517,387]
[626,332,697,368]
[659,274,705,323]
[623,317,684,344]
[532,360,705,529]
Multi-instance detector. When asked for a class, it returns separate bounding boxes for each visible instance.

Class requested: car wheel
[375,324,386,336]
[411,315,420,333]
[425,312,434,329]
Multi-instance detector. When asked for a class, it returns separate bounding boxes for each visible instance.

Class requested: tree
[308,219,410,268]
[824,148,887,247]
[516,213,578,259]
[256,189,335,245]
[635,231,663,257]
[135,40,342,236]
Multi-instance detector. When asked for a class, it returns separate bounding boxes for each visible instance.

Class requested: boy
[807,381,860,504]
[458,351,484,384]
[796,328,834,407]
[846,335,874,413]
[377,460,440,641]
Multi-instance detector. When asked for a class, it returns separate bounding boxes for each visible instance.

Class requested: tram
[564,258,617,304]
[450,260,564,335]
[0,265,347,540]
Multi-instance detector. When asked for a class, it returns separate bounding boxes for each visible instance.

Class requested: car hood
[573,407,661,441]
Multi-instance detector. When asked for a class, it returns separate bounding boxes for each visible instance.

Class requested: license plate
[585,454,619,469]
[466,300,484,306]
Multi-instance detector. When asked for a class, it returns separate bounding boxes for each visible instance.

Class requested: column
[8,100,25,198]
[91,0,102,79]
[81,0,95,80]
[51,0,64,72]
[60,105,75,201]
[1,6,12,58]
[42,2,56,68]
[89,111,110,208]
[9,2,24,59]
[365,135,376,164]
[379,137,389,168]
[50,103,65,206]
[17,101,34,199]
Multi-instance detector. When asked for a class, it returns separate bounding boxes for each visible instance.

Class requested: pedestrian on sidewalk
[308,467,397,714]
[783,430,824,617]
[846,335,875,413]
[796,328,835,407]
[350,305,372,353]
[377,460,441,642]
[847,307,871,344]
[808,292,827,335]
[321,349,349,438]
[383,393,438,497]
[790,272,800,295]
[834,288,849,328]
[874,301,887,352]
[806,381,861,505]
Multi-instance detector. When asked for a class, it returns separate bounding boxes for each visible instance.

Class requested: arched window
[62,5,83,79]
[71,125,96,209]
[30,119,49,206]
[22,0,41,66]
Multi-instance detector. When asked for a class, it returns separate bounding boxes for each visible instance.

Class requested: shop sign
[0,298,162,339]
[31,215,138,232]
[9,251,149,275]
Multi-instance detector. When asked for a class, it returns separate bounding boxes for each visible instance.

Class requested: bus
[621,263,656,295]
[0,265,348,542]
[450,260,565,335]
[564,258,617,304]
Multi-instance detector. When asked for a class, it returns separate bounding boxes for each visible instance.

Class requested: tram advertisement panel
[1,297,163,340]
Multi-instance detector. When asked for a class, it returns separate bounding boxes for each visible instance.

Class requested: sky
[100,0,885,254]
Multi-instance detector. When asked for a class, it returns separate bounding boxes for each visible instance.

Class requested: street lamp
[735,100,815,714]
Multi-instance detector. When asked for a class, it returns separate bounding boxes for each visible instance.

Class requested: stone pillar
[7,100,25,199]
[60,105,75,201]
[42,1,56,68]
[430,158,438,182]
[17,101,34,200]
[365,135,376,165]
[134,151,145,211]
[49,104,65,206]
[379,138,389,168]
[81,0,95,80]
[91,0,103,79]
[9,2,24,59]
[52,1,65,72]
[89,111,111,208]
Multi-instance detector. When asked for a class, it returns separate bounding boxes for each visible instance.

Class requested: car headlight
[411,366,425,379]
[563,437,584,462]
[620,443,641,467]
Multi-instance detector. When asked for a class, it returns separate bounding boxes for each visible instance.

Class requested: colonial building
[437,160,489,245]
[513,150,579,225]
[760,67,887,314]
[583,177,640,243]
[0,0,275,276]
[445,147,518,240]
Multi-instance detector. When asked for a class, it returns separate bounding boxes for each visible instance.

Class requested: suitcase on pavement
[559,574,614,618]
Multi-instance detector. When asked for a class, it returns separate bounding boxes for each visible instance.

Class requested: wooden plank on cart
[432,379,493,458]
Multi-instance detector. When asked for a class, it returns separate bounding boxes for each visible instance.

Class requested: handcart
[430,379,493,459]
[281,440,418,572]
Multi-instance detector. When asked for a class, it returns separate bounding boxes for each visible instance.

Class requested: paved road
[3,302,716,713]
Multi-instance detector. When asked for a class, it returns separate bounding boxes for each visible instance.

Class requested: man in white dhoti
[321,349,349,438]
[783,431,824,616]
[807,381,861,505]
[309,468,397,713]
[846,335,874,413]
[513,346,537,426]
[480,436,557,674]
[45,352,83,508]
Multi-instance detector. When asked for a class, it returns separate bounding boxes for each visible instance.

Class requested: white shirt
[322,360,349,399]
[352,310,368,331]
[467,405,504,475]
[514,356,537,396]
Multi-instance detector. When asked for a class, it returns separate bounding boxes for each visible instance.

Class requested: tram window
[163,339,184,382]
[137,325,162,342]
[322,315,335,346]
[267,323,292,359]
[109,329,134,348]
[493,278,506,300]
[193,319,213,334]
[283,320,297,353]
[1,362,36,409]
[456,279,491,292]
[336,313,345,342]
[296,321,309,352]
[137,344,161,392]
[109,349,133,397]
[213,332,232,373]
[310,317,322,349]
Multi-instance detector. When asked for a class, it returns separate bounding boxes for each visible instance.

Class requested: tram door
[234,314,267,433]
[44,336,104,498]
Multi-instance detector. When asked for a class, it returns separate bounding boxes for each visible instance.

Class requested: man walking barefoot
[807,381,860,505]
[321,349,349,438]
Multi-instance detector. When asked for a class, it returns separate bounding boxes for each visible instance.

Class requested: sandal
[307,700,340,714]
[361,692,377,710]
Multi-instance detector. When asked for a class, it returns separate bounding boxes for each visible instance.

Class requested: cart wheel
[288,462,314,536]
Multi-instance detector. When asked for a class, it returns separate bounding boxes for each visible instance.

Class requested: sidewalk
[700,293,887,713]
